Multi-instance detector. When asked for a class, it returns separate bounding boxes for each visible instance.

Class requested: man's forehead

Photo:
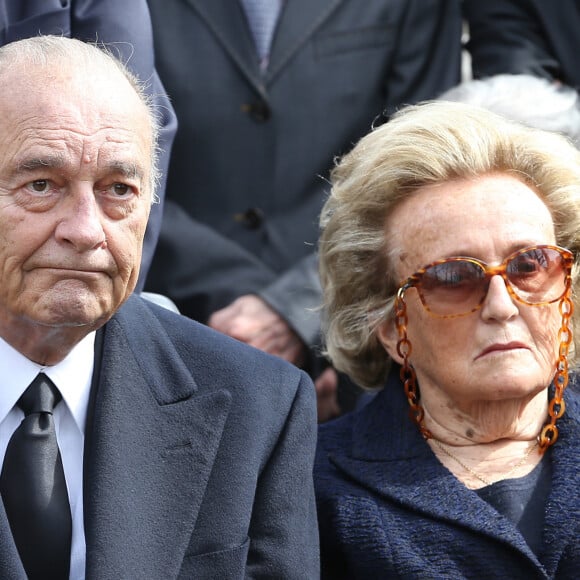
[0,66,151,136]
[0,58,140,107]
[0,51,154,186]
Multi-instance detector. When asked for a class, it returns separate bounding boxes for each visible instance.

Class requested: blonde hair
[319,100,580,388]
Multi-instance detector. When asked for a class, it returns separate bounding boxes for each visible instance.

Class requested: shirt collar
[0,333,95,434]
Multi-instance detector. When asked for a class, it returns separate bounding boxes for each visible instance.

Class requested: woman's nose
[480,274,519,321]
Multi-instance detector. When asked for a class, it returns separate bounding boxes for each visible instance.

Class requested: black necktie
[0,373,72,579]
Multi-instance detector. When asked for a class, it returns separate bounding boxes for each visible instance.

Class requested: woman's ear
[377,317,404,365]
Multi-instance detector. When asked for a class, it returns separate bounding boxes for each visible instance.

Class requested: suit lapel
[184,0,345,92]
[184,0,266,94]
[84,297,232,579]
[267,0,344,82]
[331,454,539,561]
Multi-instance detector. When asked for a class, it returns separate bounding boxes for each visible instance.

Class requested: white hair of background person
[439,74,580,148]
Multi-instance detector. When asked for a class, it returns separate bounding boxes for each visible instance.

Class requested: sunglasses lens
[507,247,568,304]
[412,246,571,317]
[419,260,486,316]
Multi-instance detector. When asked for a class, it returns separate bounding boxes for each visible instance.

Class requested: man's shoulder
[111,294,311,395]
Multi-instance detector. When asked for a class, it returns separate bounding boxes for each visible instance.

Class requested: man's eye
[112,183,130,196]
[30,180,49,193]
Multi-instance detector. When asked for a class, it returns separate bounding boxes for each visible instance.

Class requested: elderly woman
[314,101,580,578]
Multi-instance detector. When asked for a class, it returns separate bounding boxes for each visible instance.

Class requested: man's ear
[376,317,404,365]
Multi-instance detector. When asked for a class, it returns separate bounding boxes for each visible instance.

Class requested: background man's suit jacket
[466,0,580,90]
[0,296,319,579]
[0,0,178,289]
[145,0,463,346]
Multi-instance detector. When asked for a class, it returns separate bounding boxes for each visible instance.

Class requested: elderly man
[0,0,178,289]
[0,36,318,580]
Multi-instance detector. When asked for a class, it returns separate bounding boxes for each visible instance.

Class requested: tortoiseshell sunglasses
[396,245,574,319]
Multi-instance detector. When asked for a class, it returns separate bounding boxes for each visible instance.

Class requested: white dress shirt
[0,333,95,580]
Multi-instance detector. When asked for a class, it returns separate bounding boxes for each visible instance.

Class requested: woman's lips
[476,342,529,359]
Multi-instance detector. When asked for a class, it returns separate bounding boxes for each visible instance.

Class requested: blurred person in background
[440,73,580,147]
[144,0,463,420]
[465,0,580,91]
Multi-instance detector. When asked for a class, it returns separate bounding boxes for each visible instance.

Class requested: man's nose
[54,189,107,251]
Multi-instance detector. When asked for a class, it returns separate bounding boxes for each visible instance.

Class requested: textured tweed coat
[315,367,580,579]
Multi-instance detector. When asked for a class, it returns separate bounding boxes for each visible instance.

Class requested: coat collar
[183,0,344,92]
[83,296,232,578]
[267,0,343,83]
[326,367,580,571]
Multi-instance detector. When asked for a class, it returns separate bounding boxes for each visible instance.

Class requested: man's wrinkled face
[0,61,152,339]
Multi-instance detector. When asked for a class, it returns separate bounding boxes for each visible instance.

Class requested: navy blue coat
[0,296,319,579]
[0,0,177,289]
[315,368,580,579]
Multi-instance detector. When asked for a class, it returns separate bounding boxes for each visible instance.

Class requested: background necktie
[0,373,72,579]
[240,0,284,69]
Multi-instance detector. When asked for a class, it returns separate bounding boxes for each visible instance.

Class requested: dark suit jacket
[0,296,319,579]
[145,0,463,345]
[466,0,580,90]
[0,0,178,289]
[315,368,580,579]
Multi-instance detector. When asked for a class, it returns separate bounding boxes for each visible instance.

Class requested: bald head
[0,36,160,201]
